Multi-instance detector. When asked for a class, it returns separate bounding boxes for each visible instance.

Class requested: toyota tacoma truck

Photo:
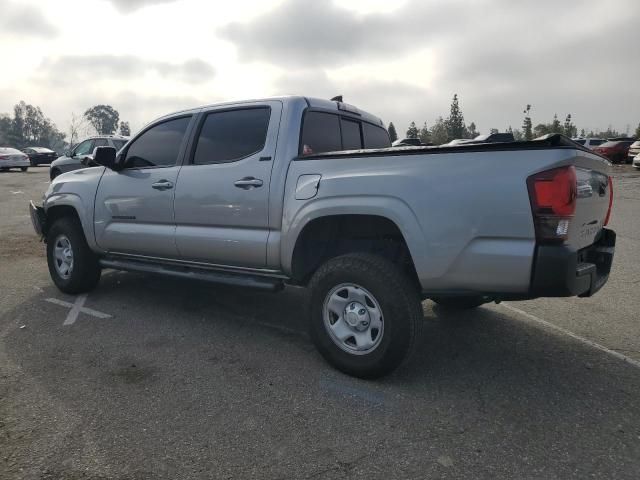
[29,96,616,378]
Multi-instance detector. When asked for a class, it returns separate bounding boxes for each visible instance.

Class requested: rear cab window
[300,111,390,155]
[363,123,391,149]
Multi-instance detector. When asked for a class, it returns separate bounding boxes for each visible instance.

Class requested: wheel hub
[53,234,74,279]
[322,283,384,355]
[344,301,370,331]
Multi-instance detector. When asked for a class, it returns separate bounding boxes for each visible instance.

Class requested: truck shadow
[91,270,637,388]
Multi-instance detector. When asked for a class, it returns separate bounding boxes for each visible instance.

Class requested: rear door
[94,115,194,258]
[173,101,282,268]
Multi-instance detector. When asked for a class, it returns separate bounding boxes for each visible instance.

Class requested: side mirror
[93,146,117,170]
[64,150,72,157]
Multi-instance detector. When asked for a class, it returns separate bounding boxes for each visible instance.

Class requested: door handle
[234,177,263,189]
[152,180,174,190]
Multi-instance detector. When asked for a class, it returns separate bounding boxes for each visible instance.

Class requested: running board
[99,258,284,291]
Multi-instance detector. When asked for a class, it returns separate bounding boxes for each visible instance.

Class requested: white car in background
[632,153,640,169]
[0,147,30,172]
[572,138,606,149]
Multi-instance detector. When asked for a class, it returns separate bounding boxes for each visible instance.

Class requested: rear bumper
[530,228,615,298]
[0,159,29,168]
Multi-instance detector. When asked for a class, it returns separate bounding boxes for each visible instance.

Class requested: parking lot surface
[1,166,639,479]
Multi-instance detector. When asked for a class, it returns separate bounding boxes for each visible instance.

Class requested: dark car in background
[593,138,636,164]
[22,147,57,166]
[49,134,129,180]
[627,140,640,163]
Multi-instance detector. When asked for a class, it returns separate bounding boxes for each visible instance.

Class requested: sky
[0,0,638,137]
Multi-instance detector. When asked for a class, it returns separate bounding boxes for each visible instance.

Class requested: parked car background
[633,153,640,170]
[627,140,640,163]
[22,147,57,166]
[592,138,636,164]
[572,138,606,149]
[0,147,29,172]
[49,135,128,179]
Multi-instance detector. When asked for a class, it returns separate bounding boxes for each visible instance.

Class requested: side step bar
[99,258,284,292]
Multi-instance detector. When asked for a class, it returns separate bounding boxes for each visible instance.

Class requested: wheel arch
[44,194,96,250]
[284,200,426,287]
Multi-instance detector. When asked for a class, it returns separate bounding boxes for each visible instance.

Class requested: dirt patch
[0,233,44,258]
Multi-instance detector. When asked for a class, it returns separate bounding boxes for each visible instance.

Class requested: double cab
[30,96,616,378]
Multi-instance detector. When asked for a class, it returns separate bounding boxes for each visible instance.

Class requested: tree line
[2,96,639,152]
[0,101,130,152]
[390,94,640,145]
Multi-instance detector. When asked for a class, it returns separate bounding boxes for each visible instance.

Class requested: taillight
[604,176,613,226]
[527,166,577,244]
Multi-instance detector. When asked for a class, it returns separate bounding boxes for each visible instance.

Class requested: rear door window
[341,118,362,150]
[74,139,94,156]
[300,112,341,155]
[363,123,391,149]
[193,107,271,164]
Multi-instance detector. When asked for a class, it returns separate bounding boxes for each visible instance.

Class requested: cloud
[38,55,215,85]
[0,0,57,38]
[107,0,177,13]
[220,0,640,133]
[272,69,438,130]
[219,0,467,66]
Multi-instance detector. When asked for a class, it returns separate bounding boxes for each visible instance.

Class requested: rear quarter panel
[282,147,605,294]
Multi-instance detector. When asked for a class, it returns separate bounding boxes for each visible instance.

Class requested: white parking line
[45,295,111,325]
[500,302,640,370]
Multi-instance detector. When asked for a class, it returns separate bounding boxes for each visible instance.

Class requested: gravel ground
[1,166,639,479]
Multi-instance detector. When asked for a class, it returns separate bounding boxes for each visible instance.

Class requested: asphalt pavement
[1,166,639,479]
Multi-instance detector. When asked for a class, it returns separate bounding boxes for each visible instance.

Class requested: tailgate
[567,152,612,251]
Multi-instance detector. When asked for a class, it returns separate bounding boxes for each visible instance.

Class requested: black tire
[308,253,423,379]
[50,168,61,180]
[431,296,488,310]
[20,166,28,172]
[46,216,101,294]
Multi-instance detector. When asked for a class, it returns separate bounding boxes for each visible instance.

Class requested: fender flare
[44,192,99,251]
[281,195,428,277]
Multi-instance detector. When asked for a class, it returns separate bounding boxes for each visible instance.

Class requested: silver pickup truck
[29,96,616,378]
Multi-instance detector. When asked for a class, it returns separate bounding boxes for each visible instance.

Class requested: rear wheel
[431,296,489,310]
[46,217,101,294]
[308,253,423,379]
[20,166,28,172]
[50,168,61,180]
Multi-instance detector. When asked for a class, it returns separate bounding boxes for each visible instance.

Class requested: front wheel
[308,253,423,379]
[46,217,101,294]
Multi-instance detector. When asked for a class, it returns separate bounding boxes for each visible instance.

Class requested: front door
[173,102,282,268]
[94,115,193,258]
